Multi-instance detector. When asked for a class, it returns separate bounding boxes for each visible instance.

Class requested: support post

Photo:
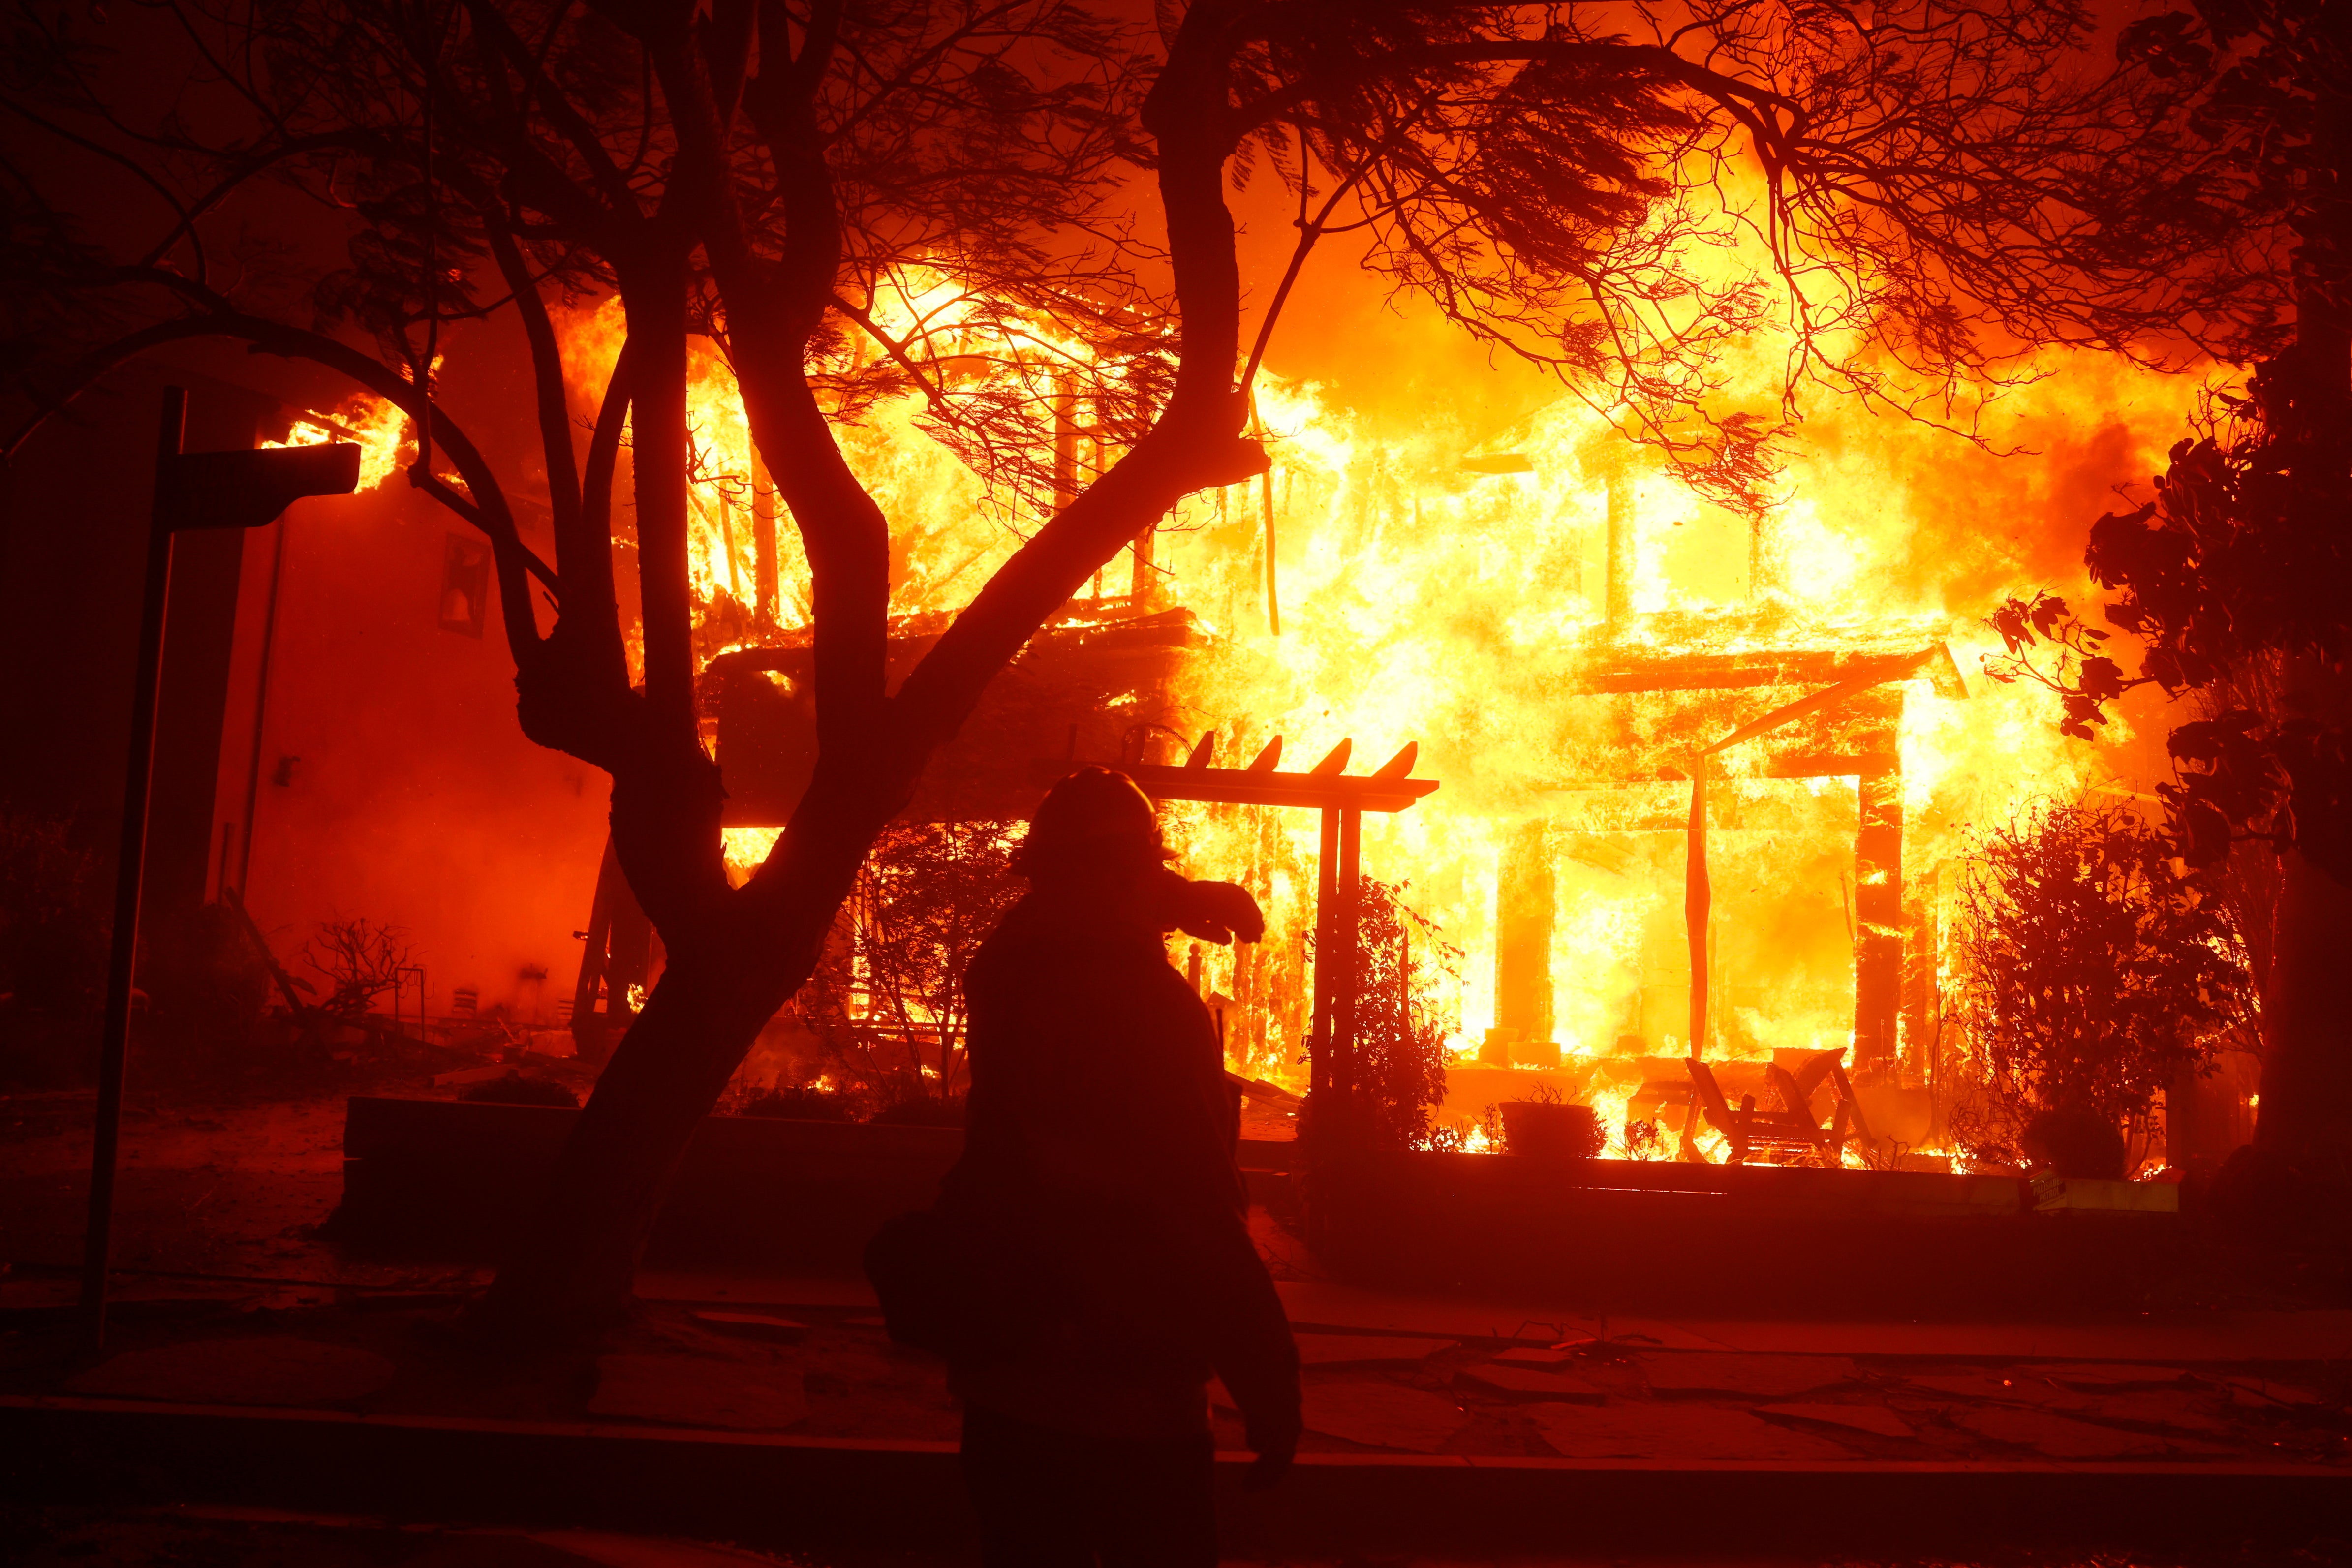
[570,836,652,1068]
[1261,466,1280,636]
[1331,806,1362,1107]
[1685,768,1711,1059]
[1853,771,1904,1076]
[1052,380,1080,515]
[77,397,356,1353]
[1309,805,1338,1097]
[81,389,186,1350]
[232,519,287,894]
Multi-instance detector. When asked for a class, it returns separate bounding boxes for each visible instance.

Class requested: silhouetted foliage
[1981,0,2352,880]
[1950,802,2254,1165]
[1347,875,1453,1152]
[459,1071,581,1107]
[2019,1103,2129,1180]
[802,820,1021,1104]
[741,1082,857,1121]
[1499,1088,1605,1160]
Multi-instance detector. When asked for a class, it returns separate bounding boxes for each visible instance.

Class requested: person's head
[1009,767,1174,898]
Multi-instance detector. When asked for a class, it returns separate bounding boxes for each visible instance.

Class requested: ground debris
[1759,1400,1918,1439]
[1640,1351,1859,1398]
[1455,1362,1606,1401]
[1948,1403,2177,1458]
[1535,1400,1857,1459]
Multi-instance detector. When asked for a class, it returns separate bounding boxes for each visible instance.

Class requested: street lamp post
[80,385,362,1352]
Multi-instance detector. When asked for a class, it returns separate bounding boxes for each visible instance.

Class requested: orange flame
[562,273,2207,1155]
[264,397,411,491]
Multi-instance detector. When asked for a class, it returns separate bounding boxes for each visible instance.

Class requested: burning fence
[527,288,2234,1170]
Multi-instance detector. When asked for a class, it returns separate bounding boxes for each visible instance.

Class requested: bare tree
[2,0,2211,1335]
[302,917,417,1024]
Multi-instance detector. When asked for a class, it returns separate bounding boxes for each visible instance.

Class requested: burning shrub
[869,1090,968,1127]
[1348,877,1455,1152]
[1625,1119,1667,1161]
[741,1083,857,1121]
[1950,801,2254,1174]
[801,821,1021,1106]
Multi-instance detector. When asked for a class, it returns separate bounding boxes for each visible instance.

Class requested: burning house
[5,296,2237,1191]
[13,6,2341,1549]
[530,289,2229,1176]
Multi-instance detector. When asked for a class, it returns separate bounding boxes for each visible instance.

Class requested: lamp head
[159,443,362,532]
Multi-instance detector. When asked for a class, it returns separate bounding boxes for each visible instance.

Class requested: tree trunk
[476,950,789,1335]
[2252,846,2352,1176]
[472,9,1264,1344]
[478,763,895,1341]
[2248,182,2352,1175]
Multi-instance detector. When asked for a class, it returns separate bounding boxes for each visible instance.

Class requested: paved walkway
[9,1274,2345,1469]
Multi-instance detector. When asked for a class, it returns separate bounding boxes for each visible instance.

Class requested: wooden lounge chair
[1787,1046,1847,1106]
[1766,1062,1857,1165]
[1685,1058,1840,1166]
[1824,1062,1891,1165]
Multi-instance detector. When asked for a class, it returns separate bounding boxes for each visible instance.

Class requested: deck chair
[1787,1047,1847,1107]
[1765,1064,1846,1167]
[1825,1063,1891,1165]
[1684,1059,1837,1166]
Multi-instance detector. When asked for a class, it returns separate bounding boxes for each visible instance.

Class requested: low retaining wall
[333,1096,1297,1266]
[332,1097,2182,1309]
[333,1097,965,1265]
[1312,1150,2185,1314]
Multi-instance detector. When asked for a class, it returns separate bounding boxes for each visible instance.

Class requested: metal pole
[233,516,287,895]
[81,386,186,1350]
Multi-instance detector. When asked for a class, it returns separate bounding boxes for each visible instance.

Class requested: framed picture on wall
[439,534,489,638]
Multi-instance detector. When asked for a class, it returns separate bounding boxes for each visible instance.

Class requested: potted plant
[1500,1084,1605,1161]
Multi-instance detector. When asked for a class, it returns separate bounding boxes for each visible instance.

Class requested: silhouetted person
[940,767,1301,1567]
